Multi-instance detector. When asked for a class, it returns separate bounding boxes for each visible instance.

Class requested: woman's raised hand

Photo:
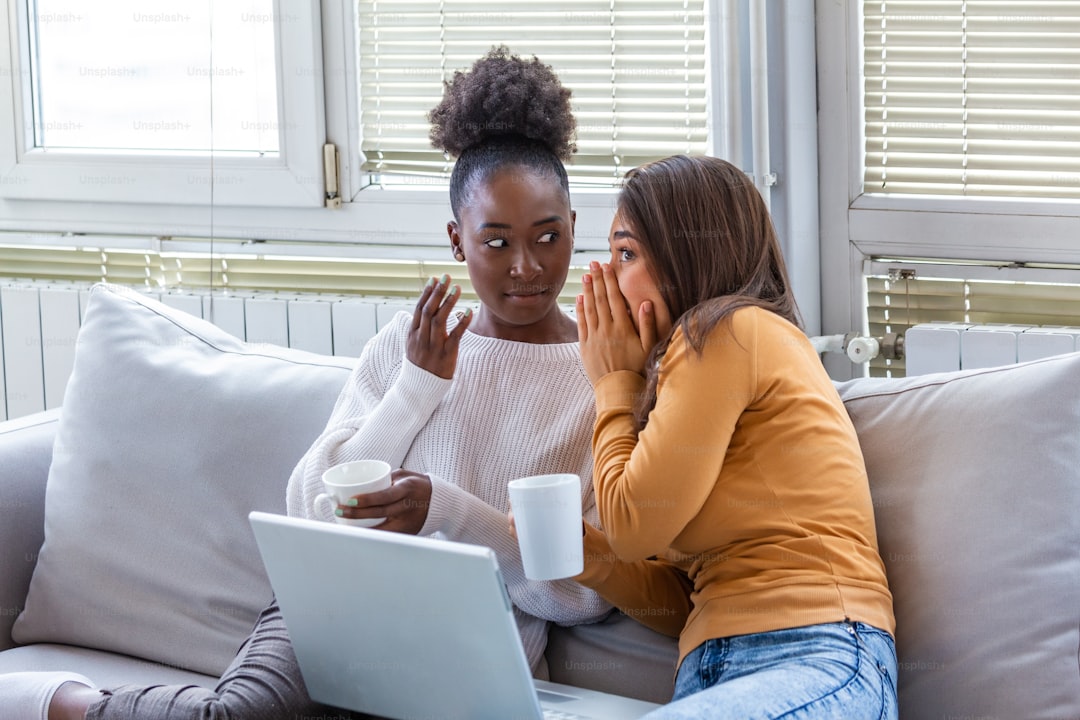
[576,262,657,384]
[407,275,472,379]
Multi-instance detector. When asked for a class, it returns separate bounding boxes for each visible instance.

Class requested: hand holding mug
[335,469,433,535]
[315,460,393,527]
[507,473,584,581]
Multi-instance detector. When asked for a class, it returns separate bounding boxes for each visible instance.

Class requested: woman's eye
[484,237,508,248]
[618,248,635,262]
[538,231,558,243]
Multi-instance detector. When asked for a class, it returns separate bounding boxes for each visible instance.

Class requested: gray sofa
[2,282,1079,718]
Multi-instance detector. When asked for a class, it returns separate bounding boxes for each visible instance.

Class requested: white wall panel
[332,299,378,358]
[244,297,290,348]
[39,287,82,409]
[376,300,415,329]
[287,299,333,355]
[160,293,205,320]
[202,294,247,340]
[0,286,44,417]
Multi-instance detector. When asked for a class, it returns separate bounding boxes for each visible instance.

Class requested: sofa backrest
[837,358,1080,719]
[0,411,59,651]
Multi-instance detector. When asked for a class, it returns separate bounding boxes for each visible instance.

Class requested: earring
[453,250,465,262]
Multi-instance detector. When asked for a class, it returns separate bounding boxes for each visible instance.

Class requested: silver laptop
[249,511,661,720]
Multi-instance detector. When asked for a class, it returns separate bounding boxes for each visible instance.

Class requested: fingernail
[425,276,435,288]
[576,294,584,303]
[452,284,461,295]
[440,273,449,285]
[334,508,344,517]
[583,274,592,284]
[347,498,358,507]
[464,307,473,318]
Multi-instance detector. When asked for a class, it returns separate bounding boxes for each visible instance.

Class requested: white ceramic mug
[316,459,392,527]
[508,473,584,580]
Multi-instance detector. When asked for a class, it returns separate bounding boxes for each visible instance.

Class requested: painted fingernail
[425,276,435,288]
[440,273,449,285]
[347,498,359,506]
[464,307,473,318]
[452,284,461,296]
[334,508,344,517]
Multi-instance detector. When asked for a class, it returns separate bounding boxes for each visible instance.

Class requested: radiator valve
[845,335,878,363]
[811,332,905,364]
[842,332,904,363]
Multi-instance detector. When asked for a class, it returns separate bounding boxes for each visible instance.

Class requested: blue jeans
[644,622,898,720]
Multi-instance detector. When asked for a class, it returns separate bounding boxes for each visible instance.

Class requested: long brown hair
[618,155,801,427]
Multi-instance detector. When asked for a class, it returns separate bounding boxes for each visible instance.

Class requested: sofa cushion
[12,284,353,676]
[546,611,678,704]
[836,355,1080,719]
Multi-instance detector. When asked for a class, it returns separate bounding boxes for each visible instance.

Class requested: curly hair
[428,46,577,219]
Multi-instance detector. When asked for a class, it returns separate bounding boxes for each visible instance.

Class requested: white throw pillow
[13,284,353,676]
[836,355,1080,719]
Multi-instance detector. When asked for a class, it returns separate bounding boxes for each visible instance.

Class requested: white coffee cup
[508,473,584,581]
[316,460,392,527]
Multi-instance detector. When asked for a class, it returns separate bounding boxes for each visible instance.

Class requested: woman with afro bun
[11,46,614,720]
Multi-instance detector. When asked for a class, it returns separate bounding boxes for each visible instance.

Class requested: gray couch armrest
[0,409,59,650]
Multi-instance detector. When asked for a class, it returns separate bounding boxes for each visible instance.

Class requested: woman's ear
[570,210,577,248]
[448,221,465,262]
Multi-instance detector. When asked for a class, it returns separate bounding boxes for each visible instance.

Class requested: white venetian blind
[0,241,590,303]
[863,1,1080,198]
[866,263,1080,376]
[356,0,708,186]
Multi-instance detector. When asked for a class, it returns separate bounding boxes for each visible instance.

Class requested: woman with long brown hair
[574,155,898,718]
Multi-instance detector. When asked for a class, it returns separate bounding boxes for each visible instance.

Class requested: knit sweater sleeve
[286,313,452,521]
[421,475,613,627]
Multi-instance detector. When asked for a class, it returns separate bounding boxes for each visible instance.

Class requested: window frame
[0,0,327,208]
[816,0,1080,379]
[0,1,816,275]
[0,0,662,255]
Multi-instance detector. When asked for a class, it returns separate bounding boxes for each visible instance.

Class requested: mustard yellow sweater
[575,306,895,669]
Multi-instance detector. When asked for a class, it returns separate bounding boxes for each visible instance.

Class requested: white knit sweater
[286,311,612,674]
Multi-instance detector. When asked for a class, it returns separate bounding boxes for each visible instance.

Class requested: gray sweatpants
[85,600,367,720]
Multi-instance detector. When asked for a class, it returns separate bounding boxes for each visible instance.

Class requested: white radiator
[905,323,1080,376]
[0,280,419,422]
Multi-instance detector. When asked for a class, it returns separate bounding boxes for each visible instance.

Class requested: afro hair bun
[428,46,576,161]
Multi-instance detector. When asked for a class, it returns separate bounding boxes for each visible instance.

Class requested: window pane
[862,0,1080,199]
[30,0,279,154]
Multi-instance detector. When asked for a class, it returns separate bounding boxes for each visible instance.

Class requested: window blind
[863,0,1080,198]
[356,0,708,186]
[866,262,1080,376]
[0,242,589,303]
